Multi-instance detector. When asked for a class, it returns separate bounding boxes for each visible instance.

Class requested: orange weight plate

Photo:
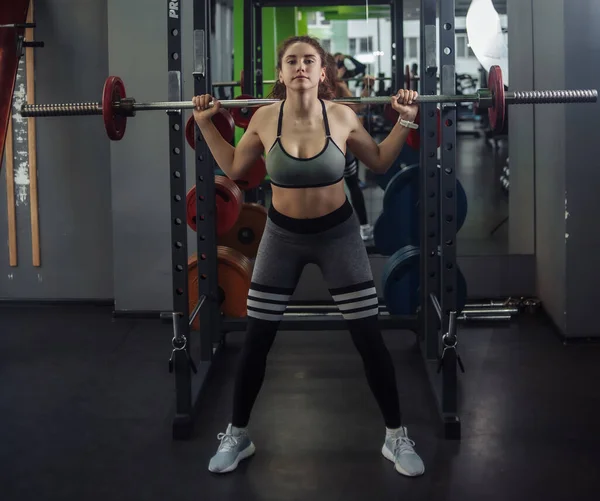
[217,203,267,258]
[188,246,252,329]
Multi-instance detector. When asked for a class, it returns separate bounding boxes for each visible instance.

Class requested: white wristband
[397,117,419,129]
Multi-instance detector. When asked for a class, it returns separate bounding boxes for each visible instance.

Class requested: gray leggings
[247,198,378,321]
[231,199,403,429]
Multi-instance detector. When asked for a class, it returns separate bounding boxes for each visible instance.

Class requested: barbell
[19,66,597,141]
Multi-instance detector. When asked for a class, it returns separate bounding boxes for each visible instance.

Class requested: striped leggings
[231,199,402,429]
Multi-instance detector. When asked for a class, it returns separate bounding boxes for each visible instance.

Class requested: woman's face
[279,42,326,92]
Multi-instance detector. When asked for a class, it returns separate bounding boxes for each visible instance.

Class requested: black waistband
[268,198,353,234]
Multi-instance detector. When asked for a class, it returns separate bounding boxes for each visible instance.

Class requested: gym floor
[1,304,598,501]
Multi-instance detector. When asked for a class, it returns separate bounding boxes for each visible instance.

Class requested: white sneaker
[360,224,374,241]
[208,424,256,473]
[381,426,425,477]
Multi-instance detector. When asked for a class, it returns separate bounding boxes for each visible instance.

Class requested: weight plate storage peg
[186,176,243,235]
[188,246,252,330]
[217,203,268,258]
[185,109,235,149]
[382,245,468,316]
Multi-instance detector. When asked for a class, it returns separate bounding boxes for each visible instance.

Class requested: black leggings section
[345,170,368,226]
[231,316,402,429]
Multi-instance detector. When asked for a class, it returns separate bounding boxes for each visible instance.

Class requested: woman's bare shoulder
[325,100,359,121]
[247,101,280,128]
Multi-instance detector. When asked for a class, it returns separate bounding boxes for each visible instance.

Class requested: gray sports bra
[265,99,346,188]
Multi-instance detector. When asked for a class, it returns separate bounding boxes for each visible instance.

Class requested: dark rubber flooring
[0,304,598,501]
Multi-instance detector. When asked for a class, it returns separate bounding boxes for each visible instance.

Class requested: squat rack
[166,0,461,440]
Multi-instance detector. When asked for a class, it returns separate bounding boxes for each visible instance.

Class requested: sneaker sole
[208,442,256,474]
[381,444,425,477]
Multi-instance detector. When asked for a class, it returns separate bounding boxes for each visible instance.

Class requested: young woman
[192,35,424,478]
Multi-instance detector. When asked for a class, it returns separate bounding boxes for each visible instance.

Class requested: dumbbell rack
[166,0,462,441]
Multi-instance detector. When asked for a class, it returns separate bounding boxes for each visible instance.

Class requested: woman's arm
[339,89,419,174]
[344,109,412,174]
[193,96,266,181]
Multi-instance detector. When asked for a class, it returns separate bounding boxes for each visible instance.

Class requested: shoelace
[216,432,241,452]
[392,436,416,456]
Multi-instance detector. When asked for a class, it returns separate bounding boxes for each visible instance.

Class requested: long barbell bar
[18,67,598,141]
[20,90,598,117]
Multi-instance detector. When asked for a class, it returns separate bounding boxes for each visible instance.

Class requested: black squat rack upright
[165,0,462,441]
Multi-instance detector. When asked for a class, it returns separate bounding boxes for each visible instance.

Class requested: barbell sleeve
[20,102,104,117]
[506,89,598,104]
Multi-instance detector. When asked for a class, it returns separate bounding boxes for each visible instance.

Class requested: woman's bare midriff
[271,182,347,219]
[257,101,350,219]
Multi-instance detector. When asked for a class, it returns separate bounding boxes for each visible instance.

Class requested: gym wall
[507,0,535,256]
[107,0,231,312]
[0,0,113,301]
[562,0,600,337]
[509,0,600,337]
[0,0,233,310]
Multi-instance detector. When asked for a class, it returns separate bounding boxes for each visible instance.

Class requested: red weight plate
[215,175,243,235]
[213,108,235,143]
[230,94,256,129]
[405,108,441,150]
[384,104,399,125]
[0,0,30,167]
[188,246,252,329]
[234,155,266,191]
[185,115,195,149]
[186,176,243,233]
[186,185,197,231]
[102,76,127,140]
[487,65,505,133]
[185,109,235,149]
[217,203,268,258]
